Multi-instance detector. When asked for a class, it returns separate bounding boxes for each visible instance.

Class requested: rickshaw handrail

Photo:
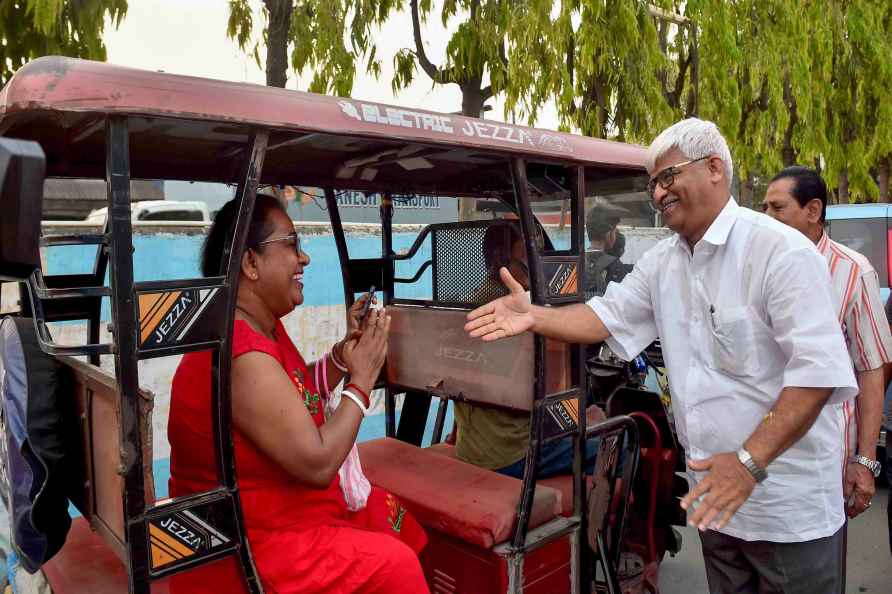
[24,271,114,356]
[134,276,227,292]
[29,269,109,299]
[389,224,434,261]
[40,233,108,247]
[393,259,431,284]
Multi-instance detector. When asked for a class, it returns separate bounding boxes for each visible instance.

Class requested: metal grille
[433,221,516,306]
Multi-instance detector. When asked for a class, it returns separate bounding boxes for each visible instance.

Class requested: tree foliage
[227,0,393,92]
[227,0,892,202]
[1,0,127,86]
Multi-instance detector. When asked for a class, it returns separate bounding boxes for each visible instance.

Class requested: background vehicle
[825,203,891,482]
[85,200,211,223]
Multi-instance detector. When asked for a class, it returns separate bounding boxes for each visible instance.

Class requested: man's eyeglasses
[647,155,710,206]
[254,232,302,255]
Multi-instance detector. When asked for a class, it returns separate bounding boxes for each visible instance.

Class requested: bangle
[341,389,368,414]
[329,343,348,372]
[321,350,331,396]
[344,383,370,408]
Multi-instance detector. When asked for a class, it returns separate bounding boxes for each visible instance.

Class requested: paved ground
[659,483,891,593]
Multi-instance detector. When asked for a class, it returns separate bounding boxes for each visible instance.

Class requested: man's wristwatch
[851,455,882,478]
[737,447,768,483]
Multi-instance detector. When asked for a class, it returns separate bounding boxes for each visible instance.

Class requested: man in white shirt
[464,118,858,593]
[763,166,892,519]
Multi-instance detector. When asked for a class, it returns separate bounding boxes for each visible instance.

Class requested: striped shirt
[816,231,892,458]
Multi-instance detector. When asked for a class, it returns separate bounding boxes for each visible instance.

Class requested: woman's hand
[331,293,377,366]
[346,292,376,338]
[341,308,391,392]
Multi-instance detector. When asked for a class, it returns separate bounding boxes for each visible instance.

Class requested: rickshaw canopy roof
[0,57,647,196]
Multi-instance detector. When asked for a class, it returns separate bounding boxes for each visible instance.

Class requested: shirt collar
[670,196,738,250]
[700,197,739,246]
[816,230,830,252]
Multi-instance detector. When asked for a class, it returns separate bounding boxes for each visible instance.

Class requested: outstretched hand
[464,267,534,342]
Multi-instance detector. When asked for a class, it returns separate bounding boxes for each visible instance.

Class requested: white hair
[645,118,734,188]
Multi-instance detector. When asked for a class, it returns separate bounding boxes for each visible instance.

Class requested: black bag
[0,316,81,573]
[585,251,620,299]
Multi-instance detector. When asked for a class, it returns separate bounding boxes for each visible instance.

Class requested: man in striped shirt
[764,166,892,518]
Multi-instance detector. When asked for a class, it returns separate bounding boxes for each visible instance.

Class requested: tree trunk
[458,84,487,221]
[739,174,755,210]
[838,167,849,203]
[879,157,890,203]
[781,71,798,166]
[264,0,293,88]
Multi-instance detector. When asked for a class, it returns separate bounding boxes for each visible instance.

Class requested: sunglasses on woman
[254,232,302,255]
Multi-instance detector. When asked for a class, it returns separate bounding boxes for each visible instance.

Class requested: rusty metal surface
[0,57,645,167]
[387,306,571,411]
[63,356,156,562]
[0,58,646,193]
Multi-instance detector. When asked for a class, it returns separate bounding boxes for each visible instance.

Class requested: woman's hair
[481,223,521,271]
[201,193,288,277]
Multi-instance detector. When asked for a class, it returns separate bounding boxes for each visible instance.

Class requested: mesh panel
[433,222,516,306]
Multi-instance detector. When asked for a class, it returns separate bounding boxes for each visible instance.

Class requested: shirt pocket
[708,305,759,377]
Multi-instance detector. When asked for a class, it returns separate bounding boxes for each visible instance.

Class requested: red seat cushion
[42,518,169,594]
[427,441,587,517]
[358,438,560,549]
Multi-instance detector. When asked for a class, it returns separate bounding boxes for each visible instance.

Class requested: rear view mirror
[0,138,45,281]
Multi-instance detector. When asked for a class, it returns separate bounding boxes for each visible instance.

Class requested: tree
[391,0,533,219]
[227,0,393,91]
[508,0,678,142]
[0,0,127,86]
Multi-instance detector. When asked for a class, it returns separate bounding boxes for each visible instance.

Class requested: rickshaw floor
[43,518,170,594]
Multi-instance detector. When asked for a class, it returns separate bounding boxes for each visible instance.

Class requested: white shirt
[588,198,858,543]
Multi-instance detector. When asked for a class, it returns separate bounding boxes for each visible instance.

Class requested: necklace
[235,305,276,340]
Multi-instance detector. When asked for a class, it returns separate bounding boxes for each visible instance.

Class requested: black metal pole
[380,193,398,437]
[324,188,354,307]
[214,130,269,594]
[509,157,547,550]
[105,116,149,594]
[572,165,590,593]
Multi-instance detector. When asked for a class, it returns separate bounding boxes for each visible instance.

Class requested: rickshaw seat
[427,441,592,517]
[358,437,561,549]
[42,517,168,594]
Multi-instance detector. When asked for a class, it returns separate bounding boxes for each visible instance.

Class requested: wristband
[341,389,369,415]
[344,383,370,408]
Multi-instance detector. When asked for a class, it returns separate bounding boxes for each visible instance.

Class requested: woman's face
[250,208,310,316]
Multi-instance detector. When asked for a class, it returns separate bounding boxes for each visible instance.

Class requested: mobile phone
[359,286,376,323]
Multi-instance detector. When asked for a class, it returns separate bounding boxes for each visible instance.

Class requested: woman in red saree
[168,195,429,594]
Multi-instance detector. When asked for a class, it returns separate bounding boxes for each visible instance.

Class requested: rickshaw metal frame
[0,56,651,594]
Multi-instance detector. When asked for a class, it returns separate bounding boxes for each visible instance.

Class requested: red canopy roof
[0,57,647,195]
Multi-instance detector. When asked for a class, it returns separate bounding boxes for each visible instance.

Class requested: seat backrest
[387,306,570,411]
[61,356,156,562]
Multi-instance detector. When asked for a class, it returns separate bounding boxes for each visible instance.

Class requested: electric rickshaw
[0,57,684,594]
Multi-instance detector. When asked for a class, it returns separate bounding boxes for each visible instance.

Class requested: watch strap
[851,455,882,478]
[737,447,767,483]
